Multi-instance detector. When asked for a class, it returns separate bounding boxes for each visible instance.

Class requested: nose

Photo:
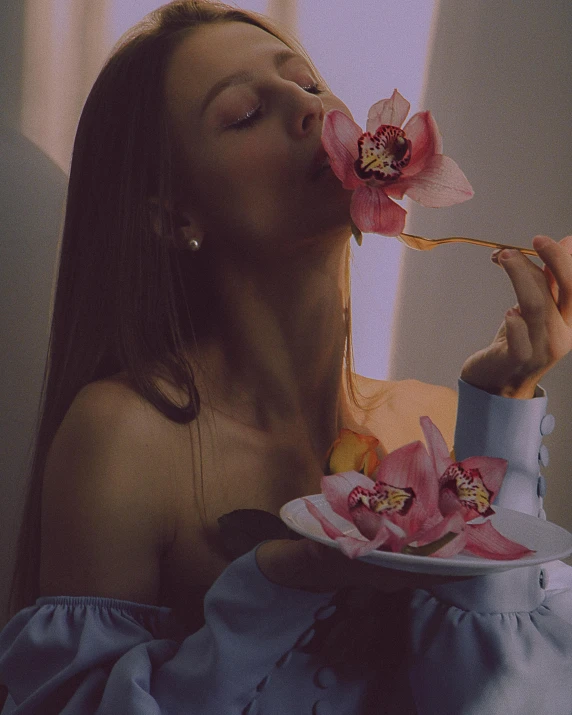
[288,86,324,138]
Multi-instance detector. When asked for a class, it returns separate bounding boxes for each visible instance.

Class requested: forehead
[165,22,292,116]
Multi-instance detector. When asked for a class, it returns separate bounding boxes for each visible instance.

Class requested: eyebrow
[199,49,301,116]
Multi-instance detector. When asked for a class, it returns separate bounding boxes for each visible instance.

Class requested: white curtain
[20,0,110,172]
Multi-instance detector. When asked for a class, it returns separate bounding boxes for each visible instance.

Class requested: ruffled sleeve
[0,547,333,714]
[408,379,572,715]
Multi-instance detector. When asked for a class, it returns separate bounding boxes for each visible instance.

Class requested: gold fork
[398,232,538,257]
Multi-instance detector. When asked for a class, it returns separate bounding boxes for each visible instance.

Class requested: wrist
[497,383,537,400]
[460,370,538,400]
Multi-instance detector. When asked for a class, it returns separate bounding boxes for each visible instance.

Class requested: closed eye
[228,105,262,131]
[228,82,325,131]
[302,82,324,95]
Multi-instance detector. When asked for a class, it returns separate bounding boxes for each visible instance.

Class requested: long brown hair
[7,0,359,622]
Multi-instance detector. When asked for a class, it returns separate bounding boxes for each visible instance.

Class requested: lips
[309,143,331,179]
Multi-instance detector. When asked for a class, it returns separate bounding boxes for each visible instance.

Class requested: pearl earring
[188,238,201,252]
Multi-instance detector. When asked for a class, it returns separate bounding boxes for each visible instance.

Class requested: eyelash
[229,82,324,131]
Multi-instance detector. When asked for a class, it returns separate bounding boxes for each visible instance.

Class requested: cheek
[188,146,286,237]
[229,136,277,179]
[218,139,289,207]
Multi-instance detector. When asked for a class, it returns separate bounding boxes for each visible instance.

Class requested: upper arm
[39,380,177,604]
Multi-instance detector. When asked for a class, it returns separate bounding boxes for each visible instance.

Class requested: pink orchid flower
[321,89,474,238]
[304,417,535,561]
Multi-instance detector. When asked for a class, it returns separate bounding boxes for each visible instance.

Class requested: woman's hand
[461,234,572,399]
[256,538,472,594]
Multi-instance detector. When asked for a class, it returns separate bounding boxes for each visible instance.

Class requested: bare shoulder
[349,374,458,451]
[39,376,194,604]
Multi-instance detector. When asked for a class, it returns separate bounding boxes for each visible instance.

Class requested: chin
[294,215,353,248]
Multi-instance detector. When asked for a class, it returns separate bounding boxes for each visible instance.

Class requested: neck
[192,233,351,460]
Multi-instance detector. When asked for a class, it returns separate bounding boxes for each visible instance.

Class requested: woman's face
[165,21,353,256]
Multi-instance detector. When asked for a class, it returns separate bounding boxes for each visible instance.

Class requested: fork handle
[440,236,538,257]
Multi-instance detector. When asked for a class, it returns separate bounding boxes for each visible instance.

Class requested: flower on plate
[321,89,474,239]
[325,428,381,477]
[304,417,535,561]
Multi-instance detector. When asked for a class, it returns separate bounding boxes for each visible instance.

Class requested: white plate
[280,494,572,576]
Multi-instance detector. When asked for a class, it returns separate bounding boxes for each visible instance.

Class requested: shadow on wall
[0,131,67,629]
[0,2,68,636]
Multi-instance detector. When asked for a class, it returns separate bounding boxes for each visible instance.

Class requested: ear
[148,198,204,250]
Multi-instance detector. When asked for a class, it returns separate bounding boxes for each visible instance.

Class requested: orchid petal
[387,154,474,207]
[321,471,375,523]
[438,487,464,517]
[377,516,410,553]
[420,415,452,478]
[366,89,410,133]
[372,440,438,531]
[382,516,408,540]
[426,529,467,558]
[409,509,466,547]
[401,111,443,174]
[371,441,426,488]
[321,110,363,190]
[460,456,507,502]
[464,520,535,560]
[350,185,406,236]
[336,523,391,558]
[303,497,346,540]
[303,497,390,559]
[351,503,386,540]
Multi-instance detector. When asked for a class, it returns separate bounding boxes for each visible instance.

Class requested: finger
[533,235,572,324]
[498,249,552,338]
[543,264,558,304]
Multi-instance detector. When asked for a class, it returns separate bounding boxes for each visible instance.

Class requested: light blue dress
[1,380,571,714]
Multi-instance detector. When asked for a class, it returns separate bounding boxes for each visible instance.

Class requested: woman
[1,1,571,712]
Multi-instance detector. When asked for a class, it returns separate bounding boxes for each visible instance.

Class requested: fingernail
[491,249,502,264]
[499,249,517,260]
[533,235,551,249]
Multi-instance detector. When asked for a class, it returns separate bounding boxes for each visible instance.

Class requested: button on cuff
[540,414,556,436]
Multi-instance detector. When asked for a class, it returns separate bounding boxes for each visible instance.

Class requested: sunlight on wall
[110,0,436,380]
[297,0,435,379]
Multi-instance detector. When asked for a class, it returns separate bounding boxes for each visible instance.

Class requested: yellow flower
[326,429,381,477]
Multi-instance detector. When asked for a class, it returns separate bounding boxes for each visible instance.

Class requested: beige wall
[390,0,572,559]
